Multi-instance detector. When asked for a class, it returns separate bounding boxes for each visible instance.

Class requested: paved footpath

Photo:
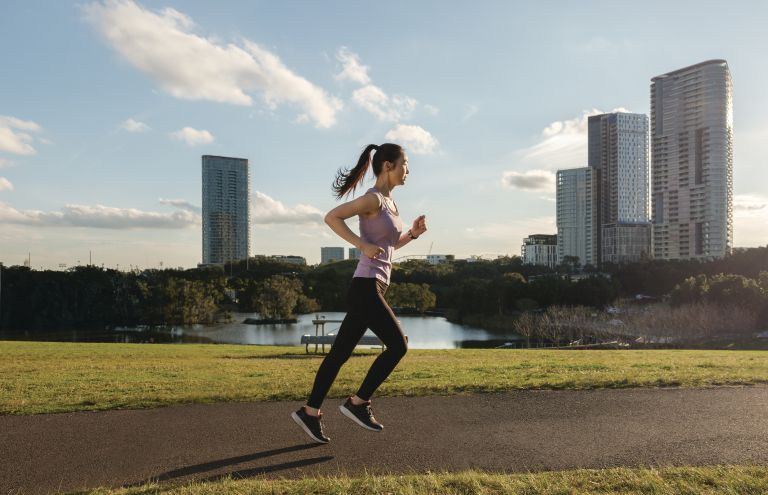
[2,386,768,494]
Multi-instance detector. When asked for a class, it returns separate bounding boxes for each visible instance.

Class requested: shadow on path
[136,443,332,486]
[196,456,334,484]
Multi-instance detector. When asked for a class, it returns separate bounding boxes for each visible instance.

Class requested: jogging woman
[292,143,427,444]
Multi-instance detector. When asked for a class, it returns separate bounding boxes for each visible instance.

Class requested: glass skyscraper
[202,155,250,265]
[651,60,733,260]
[556,167,596,268]
[588,112,651,265]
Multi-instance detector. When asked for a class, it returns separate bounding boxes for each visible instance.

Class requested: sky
[1,0,767,269]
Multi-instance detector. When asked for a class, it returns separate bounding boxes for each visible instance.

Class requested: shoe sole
[291,411,329,444]
[339,404,384,431]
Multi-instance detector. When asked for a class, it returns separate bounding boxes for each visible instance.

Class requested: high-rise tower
[556,167,597,268]
[202,155,250,265]
[588,112,651,264]
[651,60,733,260]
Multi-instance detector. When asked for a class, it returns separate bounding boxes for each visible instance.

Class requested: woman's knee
[387,337,408,360]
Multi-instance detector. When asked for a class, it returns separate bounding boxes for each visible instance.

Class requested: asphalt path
[2,386,768,494]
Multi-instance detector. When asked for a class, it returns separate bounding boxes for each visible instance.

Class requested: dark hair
[332,143,403,199]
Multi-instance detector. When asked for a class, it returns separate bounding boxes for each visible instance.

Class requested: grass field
[2,341,767,415]
[81,465,768,494]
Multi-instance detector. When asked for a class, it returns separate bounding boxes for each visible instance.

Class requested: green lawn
[2,341,767,415]
[83,465,768,494]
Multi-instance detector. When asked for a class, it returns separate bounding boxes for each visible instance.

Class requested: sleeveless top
[352,187,404,284]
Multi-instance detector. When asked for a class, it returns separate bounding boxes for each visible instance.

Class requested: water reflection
[0,312,525,349]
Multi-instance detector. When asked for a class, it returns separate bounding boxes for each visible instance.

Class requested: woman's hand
[411,215,428,237]
[361,241,385,260]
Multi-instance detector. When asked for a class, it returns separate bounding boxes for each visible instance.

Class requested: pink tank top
[352,187,404,284]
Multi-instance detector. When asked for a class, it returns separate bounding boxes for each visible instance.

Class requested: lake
[0,312,525,349]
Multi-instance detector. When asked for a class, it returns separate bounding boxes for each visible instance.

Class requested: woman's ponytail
[332,144,379,199]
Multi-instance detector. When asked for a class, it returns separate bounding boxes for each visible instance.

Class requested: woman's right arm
[324,193,384,259]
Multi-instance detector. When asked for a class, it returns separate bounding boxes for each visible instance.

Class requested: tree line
[670,271,768,319]
[510,271,768,348]
[1,246,766,331]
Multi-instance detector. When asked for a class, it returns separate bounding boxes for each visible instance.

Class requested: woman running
[292,143,427,444]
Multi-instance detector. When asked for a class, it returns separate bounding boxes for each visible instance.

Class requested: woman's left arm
[395,215,427,249]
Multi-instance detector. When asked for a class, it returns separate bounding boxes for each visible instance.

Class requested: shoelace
[362,404,375,420]
[309,412,327,434]
[349,399,376,420]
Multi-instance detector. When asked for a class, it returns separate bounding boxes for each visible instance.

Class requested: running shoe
[291,407,330,444]
[339,397,384,431]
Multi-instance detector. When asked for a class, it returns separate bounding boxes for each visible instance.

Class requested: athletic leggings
[307,277,408,409]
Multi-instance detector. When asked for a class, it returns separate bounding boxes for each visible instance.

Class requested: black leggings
[307,277,408,409]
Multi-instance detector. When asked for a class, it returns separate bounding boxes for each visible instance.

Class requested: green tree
[670,275,709,306]
[386,283,437,313]
[303,260,358,311]
[557,255,581,274]
[252,275,303,319]
[706,273,764,310]
[143,277,219,325]
[758,271,768,294]
[296,294,321,314]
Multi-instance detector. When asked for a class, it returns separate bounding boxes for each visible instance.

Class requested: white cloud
[170,127,214,146]
[499,108,632,196]
[121,118,150,132]
[518,107,630,170]
[337,47,439,148]
[0,115,43,155]
[352,85,418,122]
[500,170,555,192]
[385,124,438,155]
[252,191,324,225]
[521,110,595,169]
[733,194,768,247]
[335,47,370,85]
[0,116,41,132]
[159,198,201,214]
[337,47,419,122]
[734,194,768,216]
[0,178,14,192]
[0,194,323,230]
[84,0,342,128]
[0,201,199,229]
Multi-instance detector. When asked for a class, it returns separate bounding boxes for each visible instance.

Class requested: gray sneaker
[339,397,384,431]
[291,407,330,444]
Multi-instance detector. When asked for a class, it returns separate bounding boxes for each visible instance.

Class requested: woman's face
[388,153,409,186]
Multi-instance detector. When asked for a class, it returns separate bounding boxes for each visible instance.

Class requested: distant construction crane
[392,240,436,262]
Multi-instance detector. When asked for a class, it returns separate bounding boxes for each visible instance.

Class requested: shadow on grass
[221,354,322,360]
[133,443,332,486]
[222,352,380,360]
